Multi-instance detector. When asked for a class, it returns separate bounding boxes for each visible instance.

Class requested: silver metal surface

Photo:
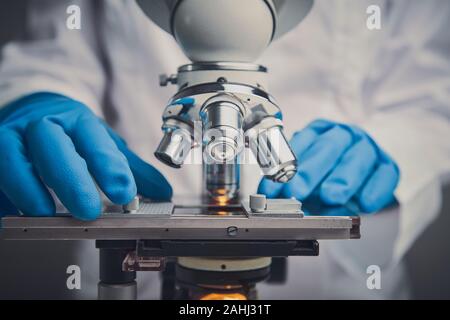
[159,82,283,154]
[170,82,278,115]
[123,252,166,272]
[178,63,268,73]
[265,199,302,212]
[0,212,359,241]
[244,198,304,218]
[98,282,137,300]
[123,196,140,214]
[246,118,297,183]
[154,124,193,168]
[135,202,174,216]
[158,81,297,183]
[202,100,244,163]
[178,257,272,272]
[204,161,240,203]
[250,194,267,213]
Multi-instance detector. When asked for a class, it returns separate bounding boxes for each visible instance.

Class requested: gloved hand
[258,119,400,213]
[0,93,172,220]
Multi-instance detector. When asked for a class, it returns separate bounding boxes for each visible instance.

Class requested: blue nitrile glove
[258,119,400,213]
[0,93,172,220]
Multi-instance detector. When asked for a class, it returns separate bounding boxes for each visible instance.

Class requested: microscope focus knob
[159,74,178,87]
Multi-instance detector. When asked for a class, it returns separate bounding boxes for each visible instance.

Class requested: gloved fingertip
[124,150,173,201]
[1,186,56,218]
[281,185,298,200]
[282,174,311,201]
[358,162,400,213]
[358,193,396,214]
[309,118,336,129]
[137,170,173,201]
[72,205,102,222]
[138,174,173,201]
[319,183,351,206]
[65,191,103,221]
[155,184,173,201]
[257,179,284,199]
[24,201,56,217]
[162,179,174,200]
[102,173,138,205]
[0,192,18,217]
[359,201,381,214]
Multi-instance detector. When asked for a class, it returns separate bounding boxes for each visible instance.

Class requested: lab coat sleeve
[359,2,450,261]
[0,0,105,113]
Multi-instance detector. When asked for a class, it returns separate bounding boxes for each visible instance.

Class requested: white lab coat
[0,0,449,299]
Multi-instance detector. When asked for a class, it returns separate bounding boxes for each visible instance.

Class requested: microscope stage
[0,200,360,243]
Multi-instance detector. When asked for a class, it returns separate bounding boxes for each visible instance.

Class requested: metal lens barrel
[202,100,244,204]
[247,119,297,183]
[155,126,193,169]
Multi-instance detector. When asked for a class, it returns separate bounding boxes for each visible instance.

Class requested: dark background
[1,0,449,299]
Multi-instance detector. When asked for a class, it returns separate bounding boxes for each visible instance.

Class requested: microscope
[0,0,360,300]
[140,0,310,299]
[142,0,313,204]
